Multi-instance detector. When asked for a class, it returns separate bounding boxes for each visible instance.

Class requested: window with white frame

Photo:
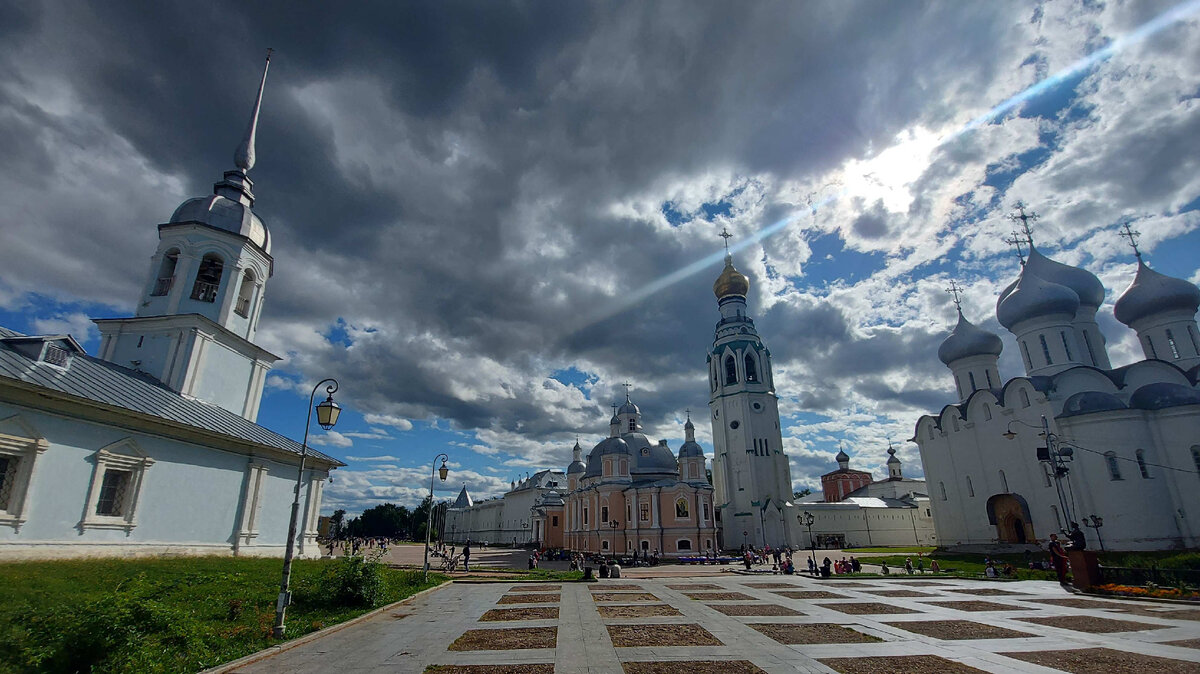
[82,439,154,531]
[0,416,49,529]
[639,502,650,522]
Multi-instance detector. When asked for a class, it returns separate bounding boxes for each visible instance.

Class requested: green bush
[312,555,386,608]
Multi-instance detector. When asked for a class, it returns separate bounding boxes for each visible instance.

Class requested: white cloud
[362,414,413,431]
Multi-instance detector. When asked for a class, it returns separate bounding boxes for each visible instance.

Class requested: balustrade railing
[191,280,219,303]
[151,276,173,297]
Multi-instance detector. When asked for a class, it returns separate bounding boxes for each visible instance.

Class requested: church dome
[938,311,1003,365]
[1113,261,1200,326]
[617,399,641,416]
[1024,247,1105,307]
[583,436,631,478]
[1129,382,1200,410]
[886,446,901,464]
[713,257,749,299]
[625,434,680,477]
[997,270,1080,329]
[567,458,586,474]
[170,190,271,253]
[679,440,704,458]
[835,448,850,463]
[1060,391,1126,417]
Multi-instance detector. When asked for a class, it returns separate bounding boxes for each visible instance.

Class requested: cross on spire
[1003,230,1029,265]
[1006,201,1039,245]
[945,280,965,311]
[1118,220,1142,260]
[719,227,733,254]
[621,381,633,401]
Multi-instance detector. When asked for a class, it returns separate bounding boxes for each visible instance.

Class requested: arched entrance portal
[985,493,1035,544]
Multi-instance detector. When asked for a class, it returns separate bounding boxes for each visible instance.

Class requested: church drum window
[1082,331,1097,365]
[968,372,977,393]
[702,501,710,520]
[985,369,994,388]
[744,353,758,382]
[1192,446,1200,475]
[235,269,256,318]
[939,481,947,500]
[724,355,737,386]
[1136,449,1150,479]
[191,254,224,303]
[966,476,974,498]
[999,470,1009,493]
[1060,331,1073,361]
[152,249,179,296]
[1105,452,1122,481]
[1144,335,1158,359]
[1166,329,1181,359]
[1039,334,1053,365]
[1021,341,1033,370]
[675,497,689,519]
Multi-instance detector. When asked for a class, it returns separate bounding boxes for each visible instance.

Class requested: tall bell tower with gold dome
[707,230,798,550]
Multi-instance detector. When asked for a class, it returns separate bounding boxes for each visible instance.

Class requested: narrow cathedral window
[152,249,179,296]
[1166,330,1181,359]
[966,476,974,497]
[601,506,609,522]
[1105,452,1122,480]
[955,376,964,400]
[1019,389,1030,408]
[1144,336,1158,359]
[191,254,224,303]
[724,355,737,385]
[640,503,650,522]
[1051,505,1062,529]
[939,482,947,500]
[1020,341,1033,369]
[1060,332,1073,360]
[1192,446,1200,475]
[744,354,758,382]
[999,470,1008,492]
[1039,334,1053,365]
[1190,326,1200,354]
[1136,449,1150,479]
[983,404,992,421]
[96,469,131,516]
[0,456,17,510]
[985,370,993,388]
[235,270,256,318]
[1083,331,1097,365]
[968,372,977,392]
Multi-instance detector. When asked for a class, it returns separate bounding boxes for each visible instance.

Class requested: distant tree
[329,509,347,539]
[793,487,813,499]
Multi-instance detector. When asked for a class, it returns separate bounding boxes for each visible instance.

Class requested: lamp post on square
[423,453,449,582]
[273,378,341,639]
[799,511,816,574]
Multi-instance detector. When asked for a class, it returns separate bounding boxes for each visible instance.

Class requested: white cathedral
[915,221,1200,551]
[0,55,342,559]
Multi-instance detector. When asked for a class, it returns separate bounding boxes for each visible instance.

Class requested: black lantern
[315,395,341,430]
[438,459,449,482]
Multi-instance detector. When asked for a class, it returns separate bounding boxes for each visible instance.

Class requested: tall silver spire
[234,49,272,173]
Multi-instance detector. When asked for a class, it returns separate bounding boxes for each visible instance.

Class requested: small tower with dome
[1113,223,1200,370]
[938,281,1003,402]
[94,53,279,421]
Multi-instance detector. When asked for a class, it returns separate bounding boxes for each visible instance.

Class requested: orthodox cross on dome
[1118,220,1143,260]
[1003,230,1028,265]
[719,227,733,254]
[685,408,691,421]
[1006,201,1039,246]
[621,381,633,401]
[945,280,964,312]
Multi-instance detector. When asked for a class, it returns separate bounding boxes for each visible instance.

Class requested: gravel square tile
[749,622,881,644]
[424,662,554,666]
[883,619,1033,640]
[816,602,919,615]
[607,623,722,647]
[621,661,766,674]
[819,655,987,673]
[479,607,559,621]
[592,592,659,602]
[1165,638,1200,649]
[1030,598,1135,611]
[865,589,937,598]
[945,588,1027,596]
[682,591,756,601]
[666,583,722,590]
[741,582,796,588]
[920,600,1024,612]
[448,627,557,651]
[598,604,683,618]
[1003,647,1200,673]
[707,603,803,616]
[1016,615,1167,633]
[497,593,560,604]
[595,584,644,590]
[773,590,847,600]
[508,584,561,592]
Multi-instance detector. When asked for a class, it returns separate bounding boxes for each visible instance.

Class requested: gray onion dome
[1025,247,1105,307]
[679,440,704,458]
[938,311,1003,365]
[997,270,1080,329]
[886,445,901,464]
[617,400,640,415]
[1114,261,1200,326]
[170,193,270,253]
[835,448,850,463]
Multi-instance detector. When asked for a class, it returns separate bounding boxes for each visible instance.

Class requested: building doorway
[985,493,1035,544]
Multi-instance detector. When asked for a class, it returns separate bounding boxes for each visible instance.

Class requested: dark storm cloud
[0,1,1106,454]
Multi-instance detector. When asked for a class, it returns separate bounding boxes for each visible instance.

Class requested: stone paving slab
[231,575,1200,673]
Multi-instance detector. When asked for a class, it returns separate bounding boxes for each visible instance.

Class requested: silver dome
[938,311,1003,365]
[1025,247,1105,307]
[678,440,704,458]
[997,270,1080,330]
[170,188,271,254]
[1114,261,1200,326]
[617,400,641,415]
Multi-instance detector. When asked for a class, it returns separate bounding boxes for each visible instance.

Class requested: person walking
[1048,534,1069,584]
[463,540,472,572]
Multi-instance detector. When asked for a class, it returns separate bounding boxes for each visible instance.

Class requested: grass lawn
[843,546,937,554]
[0,556,445,674]
[862,552,1057,581]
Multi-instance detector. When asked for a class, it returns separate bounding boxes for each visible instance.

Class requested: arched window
[1192,446,1200,475]
[602,540,609,550]
[951,416,960,432]
[1021,341,1033,369]
[1105,452,1122,480]
[966,476,974,497]
[955,375,964,400]
[1039,334,1053,365]
[1082,331,1097,365]
[968,372,977,392]
[677,539,692,551]
[983,404,992,421]
[628,418,636,432]
[744,353,759,382]
[985,370,994,388]
[1060,331,1073,361]
[675,498,689,518]
[191,254,224,302]
[1019,389,1030,408]
[939,482,947,500]
[999,470,1009,492]
[724,355,737,386]
[1166,329,1180,359]
[1136,449,1150,479]
[152,249,179,296]
[235,269,256,318]
[1144,335,1158,359]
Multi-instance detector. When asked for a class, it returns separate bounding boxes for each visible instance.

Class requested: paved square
[230,574,1200,673]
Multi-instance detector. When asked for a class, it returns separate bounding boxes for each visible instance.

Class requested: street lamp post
[1083,514,1105,551]
[800,511,816,574]
[273,378,342,639]
[609,520,619,557]
[1003,415,1076,530]
[423,454,449,582]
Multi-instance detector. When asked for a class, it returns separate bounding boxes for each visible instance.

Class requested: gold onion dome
[713,256,749,299]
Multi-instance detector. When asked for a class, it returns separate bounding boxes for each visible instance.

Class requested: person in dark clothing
[1068,522,1087,550]
[462,541,471,572]
[821,557,832,578]
[1048,534,1069,584]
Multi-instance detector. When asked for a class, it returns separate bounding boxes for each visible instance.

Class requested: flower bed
[1093,583,1200,602]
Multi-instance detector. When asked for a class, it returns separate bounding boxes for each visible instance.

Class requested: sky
[1,1,1199,517]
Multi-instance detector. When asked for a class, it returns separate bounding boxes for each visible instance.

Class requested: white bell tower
[707,230,797,550]
[94,53,279,421]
